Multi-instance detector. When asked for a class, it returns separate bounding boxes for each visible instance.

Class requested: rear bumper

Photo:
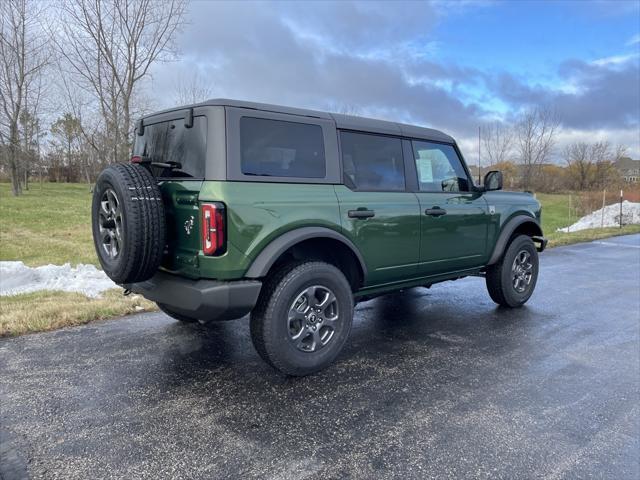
[123,272,262,321]
[533,235,548,252]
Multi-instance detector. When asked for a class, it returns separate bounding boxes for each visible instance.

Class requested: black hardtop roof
[146,98,455,144]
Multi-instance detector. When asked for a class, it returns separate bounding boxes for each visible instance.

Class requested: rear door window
[133,116,207,179]
[339,131,405,191]
[240,117,326,178]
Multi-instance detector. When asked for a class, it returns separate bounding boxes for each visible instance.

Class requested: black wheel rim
[98,188,123,260]
[511,250,533,293]
[287,285,339,353]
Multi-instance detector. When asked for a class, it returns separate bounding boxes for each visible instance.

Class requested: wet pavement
[1,235,639,479]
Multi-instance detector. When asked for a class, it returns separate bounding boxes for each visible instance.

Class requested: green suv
[91,99,547,376]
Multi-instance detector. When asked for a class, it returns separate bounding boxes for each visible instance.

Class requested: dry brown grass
[0,289,157,337]
[547,225,640,248]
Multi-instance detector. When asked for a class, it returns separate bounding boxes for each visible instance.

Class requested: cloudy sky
[148,0,640,160]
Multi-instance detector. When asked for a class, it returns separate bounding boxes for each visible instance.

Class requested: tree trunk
[9,123,22,196]
[10,157,22,196]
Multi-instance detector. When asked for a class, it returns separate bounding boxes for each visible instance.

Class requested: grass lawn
[1,182,638,337]
[0,182,99,266]
[0,182,156,337]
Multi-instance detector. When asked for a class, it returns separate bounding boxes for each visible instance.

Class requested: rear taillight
[201,203,226,256]
[130,155,142,163]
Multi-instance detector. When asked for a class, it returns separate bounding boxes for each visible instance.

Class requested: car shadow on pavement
[153,287,538,391]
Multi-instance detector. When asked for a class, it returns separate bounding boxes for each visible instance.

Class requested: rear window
[133,116,207,178]
[240,117,326,178]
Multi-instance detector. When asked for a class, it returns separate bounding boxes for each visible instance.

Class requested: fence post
[568,195,572,233]
[601,189,606,229]
[619,190,623,228]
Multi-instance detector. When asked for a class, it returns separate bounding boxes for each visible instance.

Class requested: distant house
[616,157,640,183]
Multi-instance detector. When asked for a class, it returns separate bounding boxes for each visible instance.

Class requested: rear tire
[157,303,198,323]
[486,235,539,308]
[250,261,354,376]
[91,163,165,284]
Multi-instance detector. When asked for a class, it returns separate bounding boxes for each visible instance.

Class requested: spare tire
[91,163,166,284]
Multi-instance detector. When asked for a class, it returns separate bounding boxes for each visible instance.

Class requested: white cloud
[627,33,640,46]
[555,127,640,159]
[591,53,638,67]
[144,1,639,162]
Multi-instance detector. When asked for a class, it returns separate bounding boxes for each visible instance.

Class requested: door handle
[348,208,375,219]
[425,207,447,217]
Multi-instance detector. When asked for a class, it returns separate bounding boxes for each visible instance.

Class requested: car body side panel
[333,185,421,286]
[197,181,342,280]
[157,180,204,279]
[482,190,543,254]
[415,191,489,274]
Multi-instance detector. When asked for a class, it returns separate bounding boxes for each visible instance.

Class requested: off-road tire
[92,163,165,284]
[250,261,354,376]
[486,234,539,308]
[157,303,199,323]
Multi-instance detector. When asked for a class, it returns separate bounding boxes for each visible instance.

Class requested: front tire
[250,261,354,376]
[486,235,539,308]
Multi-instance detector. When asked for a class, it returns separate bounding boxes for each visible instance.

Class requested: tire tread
[92,163,165,284]
[250,261,353,376]
[486,234,538,308]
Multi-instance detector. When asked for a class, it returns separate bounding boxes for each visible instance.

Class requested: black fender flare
[244,226,367,278]
[487,215,543,265]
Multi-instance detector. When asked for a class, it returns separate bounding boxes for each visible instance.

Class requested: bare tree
[50,113,83,179]
[0,0,49,195]
[481,121,513,167]
[327,101,362,116]
[57,0,187,165]
[19,71,45,190]
[592,142,626,190]
[174,72,213,105]
[514,107,558,190]
[564,142,591,190]
[564,141,626,191]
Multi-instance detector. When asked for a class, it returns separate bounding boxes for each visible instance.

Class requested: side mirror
[484,170,503,191]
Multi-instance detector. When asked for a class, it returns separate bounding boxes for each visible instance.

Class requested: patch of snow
[557,201,640,233]
[0,261,117,298]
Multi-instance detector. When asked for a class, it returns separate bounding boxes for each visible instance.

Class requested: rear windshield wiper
[151,161,183,169]
[132,155,182,170]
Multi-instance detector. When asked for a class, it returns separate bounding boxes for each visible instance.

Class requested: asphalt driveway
[1,235,639,479]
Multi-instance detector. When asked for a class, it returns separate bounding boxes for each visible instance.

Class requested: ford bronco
[91,99,547,376]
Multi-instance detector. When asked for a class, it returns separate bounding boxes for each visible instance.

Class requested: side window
[412,141,469,192]
[340,131,405,191]
[240,117,326,178]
